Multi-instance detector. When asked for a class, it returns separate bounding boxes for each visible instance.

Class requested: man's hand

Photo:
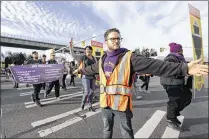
[187,58,208,76]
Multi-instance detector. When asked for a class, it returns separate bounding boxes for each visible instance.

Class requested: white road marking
[20,90,45,96]
[161,115,184,138]
[31,102,99,127]
[38,108,101,137]
[134,110,166,138]
[25,92,84,108]
[20,86,82,96]
[24,91,83,105]
[17,86,33,90]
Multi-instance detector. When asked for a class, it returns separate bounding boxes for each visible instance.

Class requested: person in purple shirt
[73,28,208,138]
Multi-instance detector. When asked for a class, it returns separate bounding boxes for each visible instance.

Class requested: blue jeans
[102,108,134,139]
[81,78,96,107]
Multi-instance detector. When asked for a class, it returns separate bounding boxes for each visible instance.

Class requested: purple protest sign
[10,64,64,84]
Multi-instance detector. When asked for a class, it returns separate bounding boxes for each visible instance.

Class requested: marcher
[133,74,143,100]
[69,61,76,86]
[27,51,42,107]
[78,46,97,111]
[44,52,60,99]
[61,58,69,90]
[40,54,47,90]
[160,42,193,130]
[139,74,152,93]
[23,60,30,88]
[10,61,19,88]
[73,28,208,138]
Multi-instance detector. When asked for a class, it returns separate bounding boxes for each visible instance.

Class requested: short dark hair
[32,51,38,55]
[85,45,93,51]
[42,54,46,57]
[104,28,120,40]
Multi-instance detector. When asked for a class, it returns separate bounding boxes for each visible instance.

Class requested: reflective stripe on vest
[100,85,132,95]
[99,51,133,111]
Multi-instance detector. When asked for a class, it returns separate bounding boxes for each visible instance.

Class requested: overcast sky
[1,1,208,57]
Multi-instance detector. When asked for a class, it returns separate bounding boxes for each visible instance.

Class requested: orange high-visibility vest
[99,51,134,112]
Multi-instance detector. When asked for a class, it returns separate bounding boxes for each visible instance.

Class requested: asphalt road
[1,76,208,138]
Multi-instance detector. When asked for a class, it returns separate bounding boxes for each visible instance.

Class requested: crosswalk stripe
[20,86,82,96]
[17,82,82,90]
[17,86,33,90]
[38,108,101,137]
[25,93,84,108]
[134,110,166,138]
[161,116,184,138]
[24,91,83,105]
[31,102,99,127]
[20,91,45,96]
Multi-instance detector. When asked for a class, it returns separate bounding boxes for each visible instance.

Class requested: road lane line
[20,91,45,96]
[38,108,101,137]
[17,86,34,90]
[20,86,81,96]
[24,91,83,105]
[161,115,184,138]
[134,110,166,138]
[26,93,84,108]
[31,102,99,127]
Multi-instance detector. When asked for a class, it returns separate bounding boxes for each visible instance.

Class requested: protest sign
[10,64,64,84]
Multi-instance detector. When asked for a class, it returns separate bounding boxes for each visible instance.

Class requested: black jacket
[160,53,187,86]
[47,59,58,64]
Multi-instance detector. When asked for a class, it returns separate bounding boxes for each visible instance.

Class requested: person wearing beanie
[160,42,193,131]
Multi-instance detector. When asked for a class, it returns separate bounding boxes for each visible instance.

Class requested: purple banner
[10,64,64,84]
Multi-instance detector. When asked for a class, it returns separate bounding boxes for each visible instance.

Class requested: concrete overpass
[0,34,85,55]
[0,35,67,50]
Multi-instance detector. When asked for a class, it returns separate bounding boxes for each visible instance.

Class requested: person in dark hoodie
[160,42,193,130]
[44,52,60,99]
[27,51,42,107]
[73,28,208,139]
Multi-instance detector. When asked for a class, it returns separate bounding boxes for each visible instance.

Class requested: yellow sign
[91,40,104,85]
[81,40,85,47]
[188,3,205,90]
[91,40,104,61]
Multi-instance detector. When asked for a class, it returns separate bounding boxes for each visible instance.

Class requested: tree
[6,51,27,65]
[27,54,33,61]
[134,48,141,54]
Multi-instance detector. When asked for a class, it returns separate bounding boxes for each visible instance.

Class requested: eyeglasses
[107,37,123,42]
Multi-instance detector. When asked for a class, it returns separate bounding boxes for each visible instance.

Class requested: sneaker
[93,95,97,100]
[173,118,181,125]
[176,112,181,117]
[136,96,143,100]
[146,90,150,93]
[166,120,181,130]
[88,107,95,112]
[31,96,35,102]
[44,92,48,98]
[81,104,84,111]
[35,100,42,107]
